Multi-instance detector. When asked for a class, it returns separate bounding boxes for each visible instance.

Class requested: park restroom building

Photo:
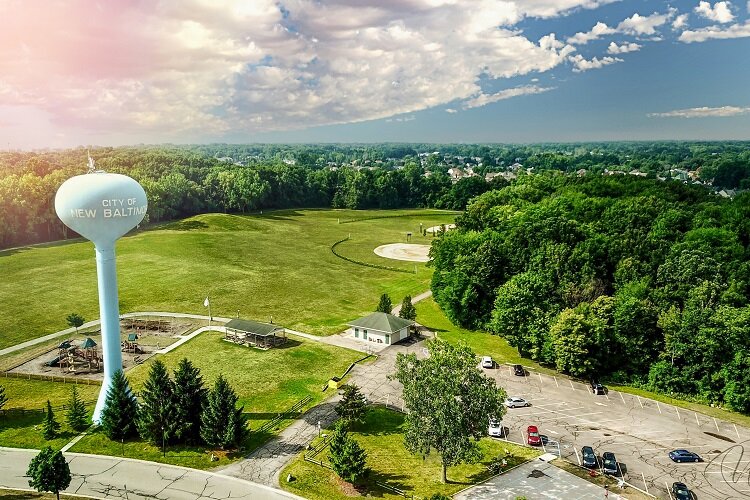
[347,312,414,346]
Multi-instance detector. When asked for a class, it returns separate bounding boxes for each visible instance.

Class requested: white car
[505,396,530,408]
[488,418,503,437]
[481,356,494,368]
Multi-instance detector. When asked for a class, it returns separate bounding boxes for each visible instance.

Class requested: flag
[204,297,209,307]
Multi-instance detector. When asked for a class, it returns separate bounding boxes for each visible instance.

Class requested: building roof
[225,318,284,336]
[347,312,414,334]
[81,337,97,349]
[127,333,138,342]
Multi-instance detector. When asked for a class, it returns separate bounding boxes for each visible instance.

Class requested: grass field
[0,490,90,500]
[0,377,99,451]
[0,209,458,350]
[281,407,540,499]
[67,330,363,469]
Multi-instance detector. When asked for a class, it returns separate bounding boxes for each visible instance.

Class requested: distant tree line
[431,173,750,412]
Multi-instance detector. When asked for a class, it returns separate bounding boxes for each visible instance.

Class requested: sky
[0,0,749,149]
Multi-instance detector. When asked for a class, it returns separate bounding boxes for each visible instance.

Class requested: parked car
[669,449,702,463]
[505,396,530,408]
[481,356,494,368]
[513,364,525,376]
[671,482,692,500]
[488,418,503,437]
[590,378,605,395]
[581,446,598,468]
[526,425,541,446]
[602,452,619,475]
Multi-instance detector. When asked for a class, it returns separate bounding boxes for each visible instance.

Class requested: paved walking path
[0,447,303,500]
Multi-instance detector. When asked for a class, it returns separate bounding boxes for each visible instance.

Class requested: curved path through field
[0,447,302,500]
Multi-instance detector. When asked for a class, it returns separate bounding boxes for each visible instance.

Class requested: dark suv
[602,452,619,475]
[513,364,525,376]
[590,378,605,395]
[581,446,598,468]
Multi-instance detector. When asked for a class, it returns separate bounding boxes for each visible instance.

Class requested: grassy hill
[0,209,458,350]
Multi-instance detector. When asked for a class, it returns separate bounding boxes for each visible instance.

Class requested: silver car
[505,396,530,408]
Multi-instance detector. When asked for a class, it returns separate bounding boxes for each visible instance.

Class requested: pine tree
[65,387,89,432]
[0,384,7,412]
[27,447,71,500]
[172,358,207,444]
[328,421,368,484]
[99,369,138,440]
[335,384,368,426]
[200,375,247,449]
[42,400,61,440]
[137,360,176,445]
[399,295,417,321]
[376,293,393,313]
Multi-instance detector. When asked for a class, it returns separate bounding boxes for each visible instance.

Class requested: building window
[363,330,368,340]
[354,328,359,338]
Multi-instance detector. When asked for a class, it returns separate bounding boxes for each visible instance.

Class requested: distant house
[718,189,737,198]
[447,167,466,182]
[576,169,587,177]
[629,170,648,177]
[347,312,414,346]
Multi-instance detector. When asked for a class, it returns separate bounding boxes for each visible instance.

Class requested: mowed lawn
[0,377,99,451]
[0,209,458,350]
[68,330,363,469]
[281,407,540,500]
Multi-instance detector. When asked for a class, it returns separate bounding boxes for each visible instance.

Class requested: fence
[255,395,313,435]
[1,370,102,385]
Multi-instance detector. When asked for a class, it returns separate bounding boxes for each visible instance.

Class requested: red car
[527,425,541,446]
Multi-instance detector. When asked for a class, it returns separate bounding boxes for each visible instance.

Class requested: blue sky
[1,0,749,148]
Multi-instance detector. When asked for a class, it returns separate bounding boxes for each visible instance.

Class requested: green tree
[335,384,368,426]
[65,313,84,333]
[65,387,88,432]
[200,375,247,449]
[27,447,71,500]
[398,295,417,321]
[0,384,7,412]
[42,400,60,440]
[376,293,393,313]
[100,370,138,440]
[328,421,369,484]
[137,360,176,445]
[392,338,506,483]
[172,358,208,444]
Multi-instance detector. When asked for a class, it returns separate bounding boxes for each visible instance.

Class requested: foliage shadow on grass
[167,220,209,231]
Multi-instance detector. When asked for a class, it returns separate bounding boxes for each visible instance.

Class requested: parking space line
[637,395,644,408]
[619,392,626,405]
[568,379,574,390]
[675,407,680,420]
[656,401,662,414]
[538,372,543,384]
[695,412,700,426]
[554,376,559,387]
[735,424,741,440]
[714,417,720,433]
[666,481,674,500]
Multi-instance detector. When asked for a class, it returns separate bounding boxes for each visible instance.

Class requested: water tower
[55,157,147,422]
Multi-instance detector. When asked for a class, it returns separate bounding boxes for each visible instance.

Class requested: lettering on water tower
[70,197,147,219]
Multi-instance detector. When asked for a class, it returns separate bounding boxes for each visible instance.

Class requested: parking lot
[486,364,750,499]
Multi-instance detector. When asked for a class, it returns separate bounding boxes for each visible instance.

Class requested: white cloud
[695,1,734,23]
[672,13,689,29]
[678,20,750,41]
[617,11,672,35]
[445,108,458,113]
[648,106,750,117]
[462,85,555,109]
[567,21,616,44]
[569,54,623,72]
[607,41,642,53]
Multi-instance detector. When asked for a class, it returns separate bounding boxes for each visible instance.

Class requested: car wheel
[694,458,699,462]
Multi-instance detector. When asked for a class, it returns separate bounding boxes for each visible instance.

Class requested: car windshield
[529,431,539,437]
[675,486,688,494]
[604,458,615,465]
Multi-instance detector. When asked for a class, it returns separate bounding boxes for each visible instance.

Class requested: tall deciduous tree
[328,421,369,484]
[172,358,207,444]
[100,370,138,440]
[376,293,393,314]
[200,375,247,449]
[335,384,368,426]
[137,360,176,445]
[42,400,60,440]
[65,387,88,432]
[27,447,71,500]
[399,295,417,321]
[392,339,506,483]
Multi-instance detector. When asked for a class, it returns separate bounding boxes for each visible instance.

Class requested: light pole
[317,421,321,438]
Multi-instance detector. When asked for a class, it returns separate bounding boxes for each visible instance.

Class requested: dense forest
[430,174,750,412]
[1,142,749,250]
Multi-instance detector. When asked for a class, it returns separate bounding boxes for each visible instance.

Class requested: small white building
[347,312,414,346]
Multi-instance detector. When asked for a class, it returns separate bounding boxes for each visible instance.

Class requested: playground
[7,317,196,381]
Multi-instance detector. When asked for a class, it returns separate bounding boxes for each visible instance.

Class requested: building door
[385,334,390,344]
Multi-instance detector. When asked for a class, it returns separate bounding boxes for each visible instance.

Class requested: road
[0,447,303,499]
[486,364,750,499]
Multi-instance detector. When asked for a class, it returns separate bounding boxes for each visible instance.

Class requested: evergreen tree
[65,387,89,432]
[376,293,393,313]
[27,447,71,500]
[335,384,368,426]
[0,384,7,412]
[99,369,138,440]
[200,375,247,449]
[137,360,176,444]
[172,358,208,444]
[399,295,417,321]
[328,421,368,484]
[65,313,85,333]
[42,400,61,440]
